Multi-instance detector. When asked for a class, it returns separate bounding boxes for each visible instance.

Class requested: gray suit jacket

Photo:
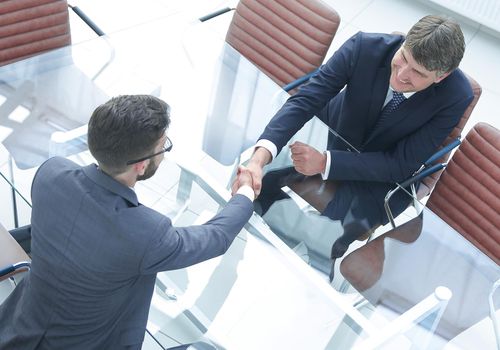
[0,157,253,349]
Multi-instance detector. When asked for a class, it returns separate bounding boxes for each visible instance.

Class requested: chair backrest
[427,122,500,264]
[417,73,482,198]
[0,222,30,282]
[0,0,71,66]
[225,0,340,89]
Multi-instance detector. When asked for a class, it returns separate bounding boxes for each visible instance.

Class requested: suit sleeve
[139,194,253,274]
[258,32,362,154]
[327,94,474,183]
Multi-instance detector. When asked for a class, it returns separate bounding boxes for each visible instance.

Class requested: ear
[133,160,148,176]
[434,71,451,84]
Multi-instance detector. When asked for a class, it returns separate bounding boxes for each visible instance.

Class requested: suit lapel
[365,66,391,136]
[364,84,436,146]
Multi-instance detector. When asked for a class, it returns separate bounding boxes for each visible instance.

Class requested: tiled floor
[1,0,499,349]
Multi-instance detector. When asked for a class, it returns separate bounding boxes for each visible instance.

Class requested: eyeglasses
[126,137,173,165]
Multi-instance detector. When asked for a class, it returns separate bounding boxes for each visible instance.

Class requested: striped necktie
[373,91,406,132]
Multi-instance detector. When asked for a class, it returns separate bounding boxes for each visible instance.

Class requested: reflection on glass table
[255,116,423,282]
[340,206,500,349]
[0,36,116,169]
[149,153,469,350]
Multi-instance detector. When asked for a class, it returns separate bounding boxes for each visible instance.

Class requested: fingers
[231,162,263,198]
[237,166,253,188]
[289,141,309,154]
[289,142,325,176]
[230,177,239,196]
[247,163,263,197]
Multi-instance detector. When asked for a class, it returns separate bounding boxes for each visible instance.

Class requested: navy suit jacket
[0,157,253,349]
[259,32,473,225]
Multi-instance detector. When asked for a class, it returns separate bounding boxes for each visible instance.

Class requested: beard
[136,159,159,181]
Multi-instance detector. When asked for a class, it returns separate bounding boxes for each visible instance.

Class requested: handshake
[230,163,263,200]
[229,142,327,200]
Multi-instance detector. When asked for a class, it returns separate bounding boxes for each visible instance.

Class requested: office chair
[0,0,104,66]
[340,122,500,339]
[200,0,341,93]
[425,122,500,263]
[176,0,341,207]
[0,0,109,169]
[0,222,30,283]
[0,0,110,227]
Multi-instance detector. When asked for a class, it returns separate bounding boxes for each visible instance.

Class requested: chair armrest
[398,163,445,189]
[282,68,320,92]
[0,223,31,281]
[489,278,500,350]
[68,4,105,36]
[423,138,461,167]
[384,164,444,227]
[384,137,461,227]
[0,261,31,281]
[199,7,235,22]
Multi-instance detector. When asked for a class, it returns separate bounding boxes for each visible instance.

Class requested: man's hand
[231,147,271,197]
[289,141,327,176]
[236,165,253,188]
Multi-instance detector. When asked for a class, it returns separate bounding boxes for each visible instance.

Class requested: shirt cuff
[321,151,331,180]
[236,185,255,202]
[255,139,277,160]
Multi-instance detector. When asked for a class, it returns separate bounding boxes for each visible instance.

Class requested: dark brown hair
[405,15,465,74]
[88,95,170,174]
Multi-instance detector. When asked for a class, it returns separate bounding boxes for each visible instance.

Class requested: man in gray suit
[0,95,255,349]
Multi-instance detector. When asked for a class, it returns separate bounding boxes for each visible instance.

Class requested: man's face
[136,134,168,181]
[390,46,449,93]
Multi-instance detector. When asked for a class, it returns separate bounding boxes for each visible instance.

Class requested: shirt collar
[83,164,139,206]
[389,85,415,99]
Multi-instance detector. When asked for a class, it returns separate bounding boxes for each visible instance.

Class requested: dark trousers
[256,167,412,260]
[256,166,305,216]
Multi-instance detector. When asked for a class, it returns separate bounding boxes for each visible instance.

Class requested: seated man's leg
[255,166,301,216]
[323,182,412,281]
[9,225,31,254]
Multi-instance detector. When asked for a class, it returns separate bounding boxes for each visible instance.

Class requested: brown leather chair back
[0,223,30,281]
[226,0,340,89]
[417,73,482,198]
[427,122,500,264]
[0,0,71,66]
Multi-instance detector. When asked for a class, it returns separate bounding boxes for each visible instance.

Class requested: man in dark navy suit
[233,15,474,270]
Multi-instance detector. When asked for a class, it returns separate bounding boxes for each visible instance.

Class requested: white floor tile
[325,0,375,24]
[461,30,500,96]
[324,23,363,61]
[350,0,480,42]
[463,88,500,133]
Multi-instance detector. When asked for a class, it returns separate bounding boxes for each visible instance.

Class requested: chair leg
[489,278,500,350]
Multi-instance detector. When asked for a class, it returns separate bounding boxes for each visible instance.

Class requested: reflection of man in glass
[0,95,255,349]
[233,15,473,267]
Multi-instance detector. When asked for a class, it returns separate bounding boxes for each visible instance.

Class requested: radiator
[424,0,500,33]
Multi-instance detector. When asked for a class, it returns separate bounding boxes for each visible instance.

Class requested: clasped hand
[231,142,326,199]
[230,165,255,198]
[289,141,326,176]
